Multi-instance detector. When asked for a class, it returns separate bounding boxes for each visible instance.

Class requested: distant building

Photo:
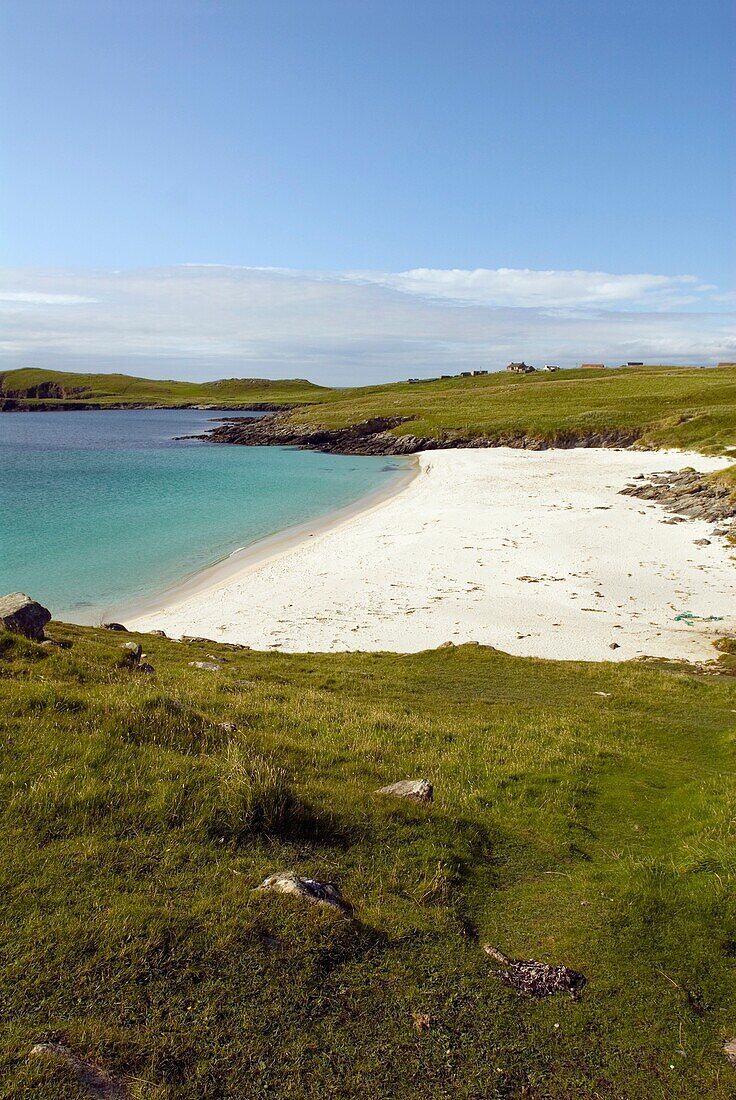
[506,362,536,374]
[581,363,606,369]
[543,364,560,372]
[717,362,736,368]
[627,361,643,366]
[472,370,488,376]
[460,371,472,377]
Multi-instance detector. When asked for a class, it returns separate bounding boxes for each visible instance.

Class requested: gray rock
[609,642,621,650]
[29,1042,129,1099]
[188,660,222,671]
[218,721,238,734]
[149,629,167,637]
[136,663,156,675]
[437,641,455,649]
[693,538,711,546]
[377,778,434,803]
[256,871,351,913]
[724,1039,736,1067]
[102,622,128,632]
[0,592,51,641]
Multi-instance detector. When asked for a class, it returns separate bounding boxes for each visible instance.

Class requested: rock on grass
[376,778,434,802]
[256,871,351,913]
[0,593,51,641]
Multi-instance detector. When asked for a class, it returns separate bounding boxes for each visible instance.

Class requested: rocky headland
[200,411,642,455]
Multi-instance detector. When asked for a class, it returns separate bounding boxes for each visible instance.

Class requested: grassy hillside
[3,624,736,1098]
[287,365,736,456]
[0,368,330,408]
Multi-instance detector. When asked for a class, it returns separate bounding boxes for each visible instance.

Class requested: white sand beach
[126,448,734,662]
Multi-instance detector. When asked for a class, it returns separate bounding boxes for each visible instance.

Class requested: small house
[543,364,560,372]
[581,363,606,370]
[506,362,536,374]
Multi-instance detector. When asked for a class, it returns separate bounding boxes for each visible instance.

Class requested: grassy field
[287,365,736,457]
[0,368,329,408]
[3,624,736,1098]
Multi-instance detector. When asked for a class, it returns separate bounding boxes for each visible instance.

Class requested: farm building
[506,362,536,374]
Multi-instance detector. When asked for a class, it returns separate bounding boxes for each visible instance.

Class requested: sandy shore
[127,448,734,662]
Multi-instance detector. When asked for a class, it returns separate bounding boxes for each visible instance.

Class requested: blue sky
[1,0,734,381]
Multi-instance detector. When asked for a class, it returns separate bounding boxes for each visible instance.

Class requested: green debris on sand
[674,611,724,622]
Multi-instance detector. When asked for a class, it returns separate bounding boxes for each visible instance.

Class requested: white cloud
[344,267,714,310]
[0,266,733,385]
[0,291,99,305]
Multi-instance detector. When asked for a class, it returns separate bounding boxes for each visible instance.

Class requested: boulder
[188,660,221,671]
[377,778,434,803]
[724,1039,736,1067]
[256,871,351,913]
[103,622,128,632]
[150,629,167,637]
[0,593,51,640]
[136,663,156,675]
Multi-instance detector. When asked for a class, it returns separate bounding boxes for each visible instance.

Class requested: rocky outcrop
[200,412,642,456]
[376,778,434,803]
[0,593,51,640]
[620,469,736,524]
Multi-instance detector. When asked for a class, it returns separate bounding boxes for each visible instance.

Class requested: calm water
[0,409,405,621]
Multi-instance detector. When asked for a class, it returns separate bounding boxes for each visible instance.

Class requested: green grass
[287,364,736,456]
[2,624,736,1097]
[0,368,330,408]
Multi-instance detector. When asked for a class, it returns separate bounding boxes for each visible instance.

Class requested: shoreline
[125,447,734,662]
[111,456,418,625]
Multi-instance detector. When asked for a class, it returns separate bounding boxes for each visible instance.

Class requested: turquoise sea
[0,409,405,622]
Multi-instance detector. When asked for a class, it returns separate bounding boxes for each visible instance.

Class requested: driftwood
[483,945,587,1000]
